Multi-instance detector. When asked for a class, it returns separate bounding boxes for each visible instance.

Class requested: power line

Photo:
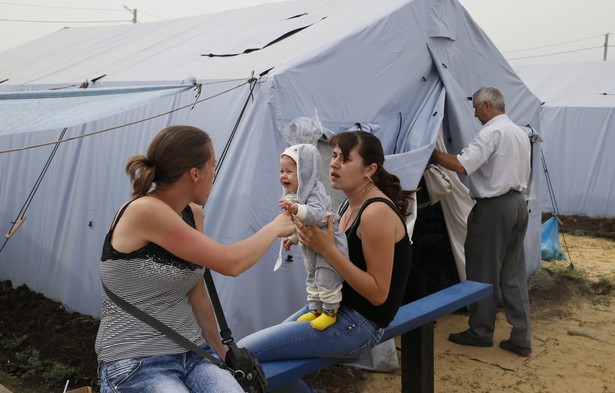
[0,1,122,11]
[502,34,606,54]
[507,45,604,61]
[1,3,164,23]
[137,10,166,21]
[0,18,132,24]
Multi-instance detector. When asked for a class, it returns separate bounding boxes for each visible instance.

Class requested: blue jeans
[237,305,383,393]
[98,344,243,393]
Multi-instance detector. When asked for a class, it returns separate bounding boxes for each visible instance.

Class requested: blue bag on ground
[540,216,566,261]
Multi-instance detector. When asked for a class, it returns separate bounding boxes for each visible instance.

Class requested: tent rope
[540,147,574,269]
[0,78,256,155]
[213,72,258,182]
[0,128,68,254]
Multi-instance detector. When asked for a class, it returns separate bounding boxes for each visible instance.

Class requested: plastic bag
[540,216,566,261]
[279,109,324,146]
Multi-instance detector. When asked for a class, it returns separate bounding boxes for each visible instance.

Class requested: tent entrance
[404,177,460,304]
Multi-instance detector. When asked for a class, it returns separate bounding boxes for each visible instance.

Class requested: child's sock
[310,308,337,330]
[297,309,322,322]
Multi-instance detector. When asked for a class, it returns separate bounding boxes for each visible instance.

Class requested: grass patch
[530,263,614,307]
[562,228,615,240]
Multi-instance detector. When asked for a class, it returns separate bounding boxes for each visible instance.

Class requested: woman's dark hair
[329,130,413,217]
[126,125,212,197]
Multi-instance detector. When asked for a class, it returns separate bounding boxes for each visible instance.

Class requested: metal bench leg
[401,321,434,393]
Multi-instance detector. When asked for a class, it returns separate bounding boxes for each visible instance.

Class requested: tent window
[203,15,325,57]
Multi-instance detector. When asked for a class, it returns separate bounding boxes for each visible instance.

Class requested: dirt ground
[0,215,614,393]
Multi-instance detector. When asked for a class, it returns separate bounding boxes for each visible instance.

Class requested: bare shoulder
[360,199,399,228]
[362,198,398,218]
[360,199,405,239]
[122,196,174,224]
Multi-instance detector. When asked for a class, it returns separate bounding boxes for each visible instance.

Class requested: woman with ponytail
[96,125,295,393]
[239,131,414,393]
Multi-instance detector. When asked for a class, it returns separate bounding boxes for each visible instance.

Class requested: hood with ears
[281,143,322,203]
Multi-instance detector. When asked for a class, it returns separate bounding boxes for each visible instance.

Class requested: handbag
[101,268,266,393]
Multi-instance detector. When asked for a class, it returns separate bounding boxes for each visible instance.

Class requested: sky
[0,0,614,64]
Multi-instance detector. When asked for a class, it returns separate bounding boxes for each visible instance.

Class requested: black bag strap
[203,268,236,345]
[100,281,227,369]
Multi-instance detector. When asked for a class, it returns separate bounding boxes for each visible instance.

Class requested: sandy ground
[357,234,615,393]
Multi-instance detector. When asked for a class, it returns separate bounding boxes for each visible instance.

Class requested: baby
[278,144,348,330]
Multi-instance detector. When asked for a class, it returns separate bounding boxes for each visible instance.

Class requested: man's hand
[432,149,467,175]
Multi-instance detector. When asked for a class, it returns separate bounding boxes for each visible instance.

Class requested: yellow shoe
[310,308,337,331]
[297,310,321,322]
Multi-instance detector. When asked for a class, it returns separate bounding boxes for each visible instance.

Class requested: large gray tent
[0,0,541,340]
[514,61,615,218]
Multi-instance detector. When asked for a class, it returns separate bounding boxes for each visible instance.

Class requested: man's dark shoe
[499,339,532,357]
[448,330,493,347]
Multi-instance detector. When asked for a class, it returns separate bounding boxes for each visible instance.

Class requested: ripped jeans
[237,305,383,392]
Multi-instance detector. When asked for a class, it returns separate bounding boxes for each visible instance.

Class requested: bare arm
[112,197,295,276]
[188,279,226,357]
[298,203,401,305]
[432,149,467,175]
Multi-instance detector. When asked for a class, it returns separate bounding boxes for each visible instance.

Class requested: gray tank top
[95,201,206,362]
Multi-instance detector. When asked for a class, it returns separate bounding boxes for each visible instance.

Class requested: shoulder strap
[348,197,407,234]
[204,269,235,345]
[182,205,196,228]
[100,281,226,369]
[108,199,135,233]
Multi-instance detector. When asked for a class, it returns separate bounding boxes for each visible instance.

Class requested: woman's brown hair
[125,125,212,197]
[329,131,413,217]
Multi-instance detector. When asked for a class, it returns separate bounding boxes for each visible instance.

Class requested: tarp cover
[0,85,194,135]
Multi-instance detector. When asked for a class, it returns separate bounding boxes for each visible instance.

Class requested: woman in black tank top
[238,131,415,393]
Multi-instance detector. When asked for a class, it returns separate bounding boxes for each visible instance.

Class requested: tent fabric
[0,84,195,135]
[431,131,474,282]
[0,0,541,345]
[514,62,615,217]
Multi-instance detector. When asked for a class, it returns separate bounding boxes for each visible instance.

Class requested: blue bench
[261,280,492,392]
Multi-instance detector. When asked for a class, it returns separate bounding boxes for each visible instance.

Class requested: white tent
[514,62,615,218]
[0,0,542,341]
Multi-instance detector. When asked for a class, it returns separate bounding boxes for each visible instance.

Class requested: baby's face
[280,155,299,193]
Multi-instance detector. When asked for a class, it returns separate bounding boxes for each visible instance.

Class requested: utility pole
[604,33,609,62]
[123,5,137,24]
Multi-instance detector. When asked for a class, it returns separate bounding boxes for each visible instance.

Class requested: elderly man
[431,86,532,357]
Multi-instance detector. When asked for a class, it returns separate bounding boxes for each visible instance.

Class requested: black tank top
[340,197,412,328]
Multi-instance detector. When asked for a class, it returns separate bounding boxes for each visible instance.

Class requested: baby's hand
[282,238,293,251]
[279,200,298,215]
